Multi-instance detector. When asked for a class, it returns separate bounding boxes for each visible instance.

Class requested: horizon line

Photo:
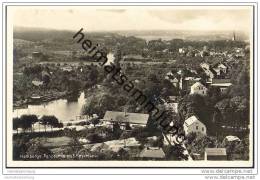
[13,26,247,34]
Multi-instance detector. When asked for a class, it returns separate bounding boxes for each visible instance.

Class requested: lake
[13,92,86,122]
[13,53,115,122]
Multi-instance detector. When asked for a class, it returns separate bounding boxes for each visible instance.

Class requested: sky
[12,6,252,33]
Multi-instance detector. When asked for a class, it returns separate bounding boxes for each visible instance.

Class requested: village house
[210,79,232,93]
[212,63,228,76]
[165,102,178,113]
[102,111,149,129]
[217,63,227,73]
[31,79,44,86]
[179,48,187,55]
[165,96,181,113]
[179,77,201,91]
[205,69,216,82]
[205,148,227,161]
[190,82,208,96]
[183,115,207,137]
[200,63,216,81]
[224,135,240,142]
[170,77,179,88]
[139,147,166,160]
[165,71,180,88]
[234,48,245,58]
[103,137,141,154]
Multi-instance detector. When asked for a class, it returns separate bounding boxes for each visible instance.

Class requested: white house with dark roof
[102,111,149,129]
[217,63,227,73]
[184,115,206,136]
[213,63,228,76]
[190,82,208,96]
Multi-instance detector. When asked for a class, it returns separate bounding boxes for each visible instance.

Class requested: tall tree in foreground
[40,115,60,132]
[13,117,21,134]
[20,114,38,132]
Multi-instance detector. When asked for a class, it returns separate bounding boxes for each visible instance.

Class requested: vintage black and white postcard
[3,2,256,169]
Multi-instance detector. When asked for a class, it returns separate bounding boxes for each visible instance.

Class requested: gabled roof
[191,82,206,89]
[103,111,149,125]
[211,79,232,87]
[171,77,179,82]
[212,79,231,84]
[224,136,240,142]
[123,54,144,60]
[205,148,227,156]
[218,63,227,69]
[185,77,201,81]
[184,115,201,126]
[139,147,165,159]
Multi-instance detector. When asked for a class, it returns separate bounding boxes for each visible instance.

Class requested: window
[196,126,198,130]
[202,127,204,131]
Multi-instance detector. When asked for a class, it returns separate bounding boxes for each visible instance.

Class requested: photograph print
[6,4,254,167]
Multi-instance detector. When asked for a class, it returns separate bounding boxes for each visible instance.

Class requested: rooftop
[184,115,201,126]
[211,83,232,87]
[205,148,227,156]
[103,111,149,125]
[212,79,231,84]
[139,147,165,159]
[191,82,206,88]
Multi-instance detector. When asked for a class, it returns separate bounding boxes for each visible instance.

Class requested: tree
[207,86,222,105]
[13,135,30,160]
[40,115,59,132]
[13,117,21,134]
[185,136,221,157]
[90,117,100,127]
[229,66,249,98]
[113,122,122,138]
[19,114,38,132]
[68,79,81,93]
[86,133,103,143]
[42,73,50,85]
[25,138,53,160]
[178,94,217,135]
[81,93,116,117]
[56,122,64,129]
[215,96,249,133]
[161,79,179,97]
[164,144,188,160]
[87,66,99,85]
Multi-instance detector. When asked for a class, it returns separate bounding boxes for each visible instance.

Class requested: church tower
[232,31,236,41]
